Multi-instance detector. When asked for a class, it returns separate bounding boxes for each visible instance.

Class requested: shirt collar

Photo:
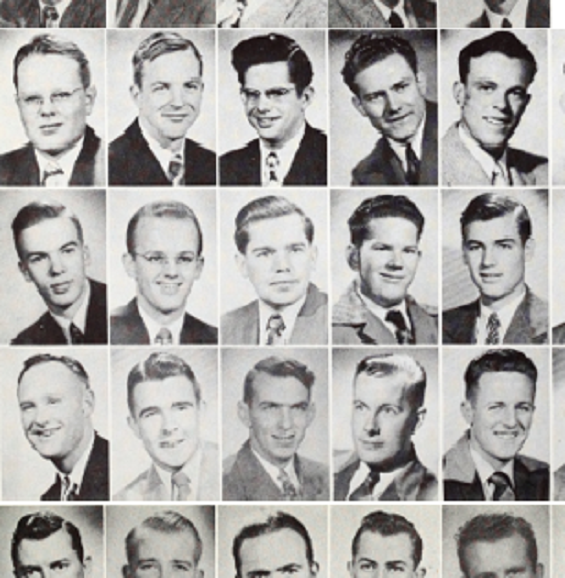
[259,122,305,187]
[137,300,186,346]
[373,0,409,25]
[153,444,203,500]
[346,459,408,500]
[476,285,526,344]
[469,443,515,500]
[386,109,426,170]
[484,0,528,27]
[35,136,84,186]
[56,429,95,497]
[251,446,300,491]
[139,117,185,179]
[258,294,307,346]
[49,279,90,343]
[355,282,412,333]
[37,0,74,24]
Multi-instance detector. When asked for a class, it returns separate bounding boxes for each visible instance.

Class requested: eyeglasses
[18,87,84,111]
[240,86,296,105]
[133,252,199,268]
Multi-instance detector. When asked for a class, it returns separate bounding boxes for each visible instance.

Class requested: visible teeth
[485,118,506,125]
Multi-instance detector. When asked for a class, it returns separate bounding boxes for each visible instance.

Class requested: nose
[49,254,66,276]
[162,258,180,278]
[365,411,381,436]
[255,92,271,112]
[493,89,511,112]
[385,91,401,114]
[273,250,291,272]
[386,248,404,269]
[39,97,55,116]
[278,406,293,429]
[169,86,185,108]
[161,410,177,435]
[480,245,497,268]
[501,407,518,428]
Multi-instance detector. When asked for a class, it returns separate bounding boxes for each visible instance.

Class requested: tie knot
[388,10,404,27]
[155,327,173,346]
[349,469,381,501]
[42,162,64,186]
[168,153,184,184]
[278,468,298,499]
[489,471,514,501]
[266,314,286,345]
[62,475,78,501]
[386,309,407,331]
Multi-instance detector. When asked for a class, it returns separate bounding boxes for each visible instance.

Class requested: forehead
[18,217,81,254]
[464,214,521,242]
[132,375,197,411]
[467,52,531,86]
[473,371,535,403]
[355,530,415,565]
[245,213,309,249]
[17,528,79,566]
[355,53,417,93]
[19,361,84,399]
[244,61,293,88]
[250,373,310,405]
[133,527,198,563]
[133,216,200,250]
[354,372,410,405]
[17,53,82,91]
[463,535,533,577]
[141,49,201,84]
[362,217,419,243]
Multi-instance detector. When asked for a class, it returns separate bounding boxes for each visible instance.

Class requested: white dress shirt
[251,447,301,492]
[55,429,95,499]
[483,0,529,27]
[139,119,185,184]
[137,301,186,346]
[346,460,407,500]
[35,136,84,186]
[50,280,90,344]
[259,123,305,186]
[258,294,307,345]
[475,286,526,344]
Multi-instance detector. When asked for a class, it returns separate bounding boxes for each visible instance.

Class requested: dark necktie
[69,323,84,345]
[168,153,184,185]
[42,162,64,186]
[388,10,404,27]
[41,4,59,26]
[489,471,515,501]
[278,469,298,500]
[266,314,285,345]
[172,471,191,500]
[155,327,173,346]
[62,475,78,501]
[266,151,280,185]
[502,17,512,27]
[349,470,381,501]
[405,143,420,185]
[485,312,501,345]
[385,310,412,344]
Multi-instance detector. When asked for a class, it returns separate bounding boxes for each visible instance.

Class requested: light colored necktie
[485,312,501,345]
[62,475,78,501]
[42,4,59,26]
[349,470,381,501]
[42,162,65,187]
[491,162,508,186]
[172,471,191,500]
[489,471,515,501]
[266,314,285,345]
[155,327,173,346]
[266,151,280,186]
[278,469,298,500]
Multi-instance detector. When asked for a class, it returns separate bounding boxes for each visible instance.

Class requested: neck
[137,295,186,326]
[480,283,525,312]
[53,426,93,474]
[486,0,519,15]
[49,279,88,320]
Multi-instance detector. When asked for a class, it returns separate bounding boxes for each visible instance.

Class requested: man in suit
[443,193,547,345]
[456,513,544,578]
[333,195,437,345]
[0,0,104,26]
[111,200,216,345]
[334,353,438,501]
[348,511,426,578]
[444,349,549,501]
[11,200,107,345]
[442,31,547,186]
[0,35,104,186]
[115,0,213,26]
[223,356,329,501]
[12,512,93,578]
[221,195,327,345]
[220,34,327,186]
[115,352,219,501]
[330,0,435,28]
[17,354,109,501]
[217,0,326,27]
[341,34,437,186]
[468,0,549,28]
[122,511,205,578]
[109,32,216,186]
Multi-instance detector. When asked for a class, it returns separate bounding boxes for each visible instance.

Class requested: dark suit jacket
[223,440,329,501]
[329,0,435,26]
[42,433,109,501]
[443,432,549,501]
[352,101,438,186]
[220,123,327,186]
[442,288,548,345]
[11,279,108,345]
[116,0,213,26]
[0,126,104,186]
[109,119,216,186]
[111,298,217,345]
[0,0,104,26]
[468,0,549,27]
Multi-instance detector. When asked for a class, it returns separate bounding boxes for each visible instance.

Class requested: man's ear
[130,84,140,105]
[416,71,427,97]
[123,253,137,280]
[347,561,354,578]
[453,81,465,107]
[127,415,141,440]
[84,85,97,116]
[413,408,426,433]
[524,238,535,263]
[347,245,360,272]
[194,255,204,280]
[415,567,426,578]
[82,243,91,268]
[300,85,314,109]
[18,260,32,283]
[352,95,367,118]
[309,562,320,577]
[237,400,251,428]
[82,387,95,418]
[305,402,316,427]
[235,252,249,280]
[461,400,474,425]
[83,555,92,578]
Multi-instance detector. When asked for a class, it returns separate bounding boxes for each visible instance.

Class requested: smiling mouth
[360,439,384,450]
[160,439,185,448]
[256,116,280,128]
[483,116,511,127]
[51,281,72,294]
[380,273,406,283]
[31,427,61,439]
[40,123,63,133]
[494,431,521,439]
[480,273,503,282]
[158,283,182,294]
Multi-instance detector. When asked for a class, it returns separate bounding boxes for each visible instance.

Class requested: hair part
[18,354,90,389]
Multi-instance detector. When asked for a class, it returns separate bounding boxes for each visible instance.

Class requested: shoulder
[0,146,31,184]
[352,143,385,181]
[411,0,436,26]
[554,322,565,344]
[408,296,438,318]
[333,450,359,473]
[298,454,329,478]
[182,312,218,344]
[221,141,257,164]
[507,147,548,182]
[287,0,327,26]
[443,301,478,321]
[303,124,327,146]
[11,313,51,345]
[516,453,549,473]
[184,138,216,162]
[222,302,256,324]
[113,468,152,501]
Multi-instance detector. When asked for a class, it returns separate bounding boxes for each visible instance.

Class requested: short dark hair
[232,512,315,578]
[351,511,423,569]
[133,31,203,88]
[18,354,91,390]
[127,352,201,416]
[459,31,537,85]
[12,511,84,571]
[126,200,204,256]
[231,34,313,96]
[457,513,538,578]
[460,193,532,245]
[355,353,426,411]
[126,510,203,567]
[243,356,316,405]
[342,34,418,96]
[234,195,314,254]
[348,195,425,248]
[464,348,537,403]
[12,200,84,260]
[14,34,91,90]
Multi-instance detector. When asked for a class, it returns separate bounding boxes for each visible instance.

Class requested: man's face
[237,213,317,309]
[16,54,95,156]
[348,530,424,578]
[18,217,90,315]
[462,371,535,469]
[128,375,201,472]
[238,528,318,578]
[16,529,89,578]
[462,214,531,307]
[454,53,532,153]
[352,53,426,144]
[461,534,543,578]
[350,217,421,308]
[239,373,315,467]
[124,527,203,578]
[241,61,312,148]
[132,49,203,148]
[18,362,92,465]
[352,372,423,469]
[124,216,203,320]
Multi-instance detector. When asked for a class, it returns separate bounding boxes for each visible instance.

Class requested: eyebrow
[24,240,79,257]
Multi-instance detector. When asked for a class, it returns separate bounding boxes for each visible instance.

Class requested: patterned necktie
[168,153,184,185]
[349,470,381,501]
[69,323,84,345]
[502,17,512,27]
[42,162,64,187]
[266,314,285,345]
[385,310,412,344]
[62,475,78,501]
[116,0,149,27]
[388,10,404,27]
[155,327,173,346]
[172,471,191,500]
[266,151,280,186]
[278,469,298,500]
[485,312,501,345]
[405,143,420,185]
[491,163,508,186]
[42,4,59,26]
[489,471,515,501]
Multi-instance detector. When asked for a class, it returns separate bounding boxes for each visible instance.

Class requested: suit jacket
[554,463,565,500]
[116,0,213,26]
[114,441,220,501]
[11,279,108,345]
[0,125,105,186]
[221,283,328,345]
[333,448,438,501]
[0,0,104,26]
[222,0,326,26]
[110,298,217,345]
[352,101,437,186]
[332,282,437,345]
[443,432,549,501]
[42,433,109,501]
[223,440,329,501]
[329,0,435,27]
[468,0,549,27]
[220,123,327,186]
[553,323,565,344]
[109,119,216,186]
[442,122,548,186]
[442,288,548,345]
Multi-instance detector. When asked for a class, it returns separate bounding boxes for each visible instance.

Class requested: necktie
[388,10,404,27]
[42,162,65,187]
[172,471,191,500]
[502,17,512,27]
[266,151,280,186]
[62,475,78,501]
[385,310,413,344]
[42,4,59,26]
[489,471,515,501]
[155,327,173,346]
[405,143,420,185]
[278,469,298,500]
[349,470,381,501]
[485,312,501,345]
[168,153,184,185]
[116,0,149,27]
[491,163,508,186]
[266,314,285,345]
[69,323,84,345]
